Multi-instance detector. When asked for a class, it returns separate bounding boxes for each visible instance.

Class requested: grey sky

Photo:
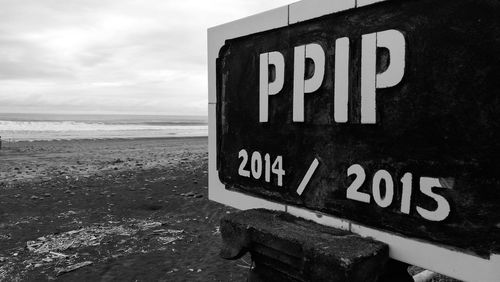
[0,0,292,116]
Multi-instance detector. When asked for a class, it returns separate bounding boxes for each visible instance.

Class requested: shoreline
[0,136,209,187]
[0,135,208,144]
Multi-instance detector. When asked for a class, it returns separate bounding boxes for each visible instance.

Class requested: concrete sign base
[220,209,393,282]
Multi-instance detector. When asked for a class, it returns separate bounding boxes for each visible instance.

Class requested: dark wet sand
[0,137,249,281]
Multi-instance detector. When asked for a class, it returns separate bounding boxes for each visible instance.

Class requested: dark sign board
[216,0,500,257]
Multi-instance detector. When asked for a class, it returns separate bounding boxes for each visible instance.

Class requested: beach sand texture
[0,137,249,281]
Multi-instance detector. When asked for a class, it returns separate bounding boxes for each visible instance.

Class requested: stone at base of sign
[220,209,393,282]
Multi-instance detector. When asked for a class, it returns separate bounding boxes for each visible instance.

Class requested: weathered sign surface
[216,0,500,257]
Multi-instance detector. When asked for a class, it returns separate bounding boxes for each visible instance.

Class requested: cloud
[0,0,293,115]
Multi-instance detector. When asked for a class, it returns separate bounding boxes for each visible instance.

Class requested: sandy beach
[0,137,249,281]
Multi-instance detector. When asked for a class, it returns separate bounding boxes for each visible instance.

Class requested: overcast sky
[0,0,292,116]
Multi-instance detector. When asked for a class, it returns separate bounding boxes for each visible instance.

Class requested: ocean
[0,113,208,142]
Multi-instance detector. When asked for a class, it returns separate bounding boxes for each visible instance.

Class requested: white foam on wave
[0,120,208,141]
[0,120,206,132]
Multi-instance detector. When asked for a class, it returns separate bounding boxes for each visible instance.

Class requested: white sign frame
[207,1,500,281]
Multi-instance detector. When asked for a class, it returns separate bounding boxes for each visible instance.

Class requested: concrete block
[220,209,389,282]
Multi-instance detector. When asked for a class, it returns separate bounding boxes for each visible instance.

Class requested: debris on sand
[55,261,93,276]
[0,220,186,279]
[26,220,184,256]
[135,220,163,230]
[152,229,183,235]
[26,225,134,254]
[58,210,78,218]
[212,226,221,236]
[0,234,11,240]
[180,191,203,198]
[151,229,184,245]
[157,236,181,245]
[23,220,184,268]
